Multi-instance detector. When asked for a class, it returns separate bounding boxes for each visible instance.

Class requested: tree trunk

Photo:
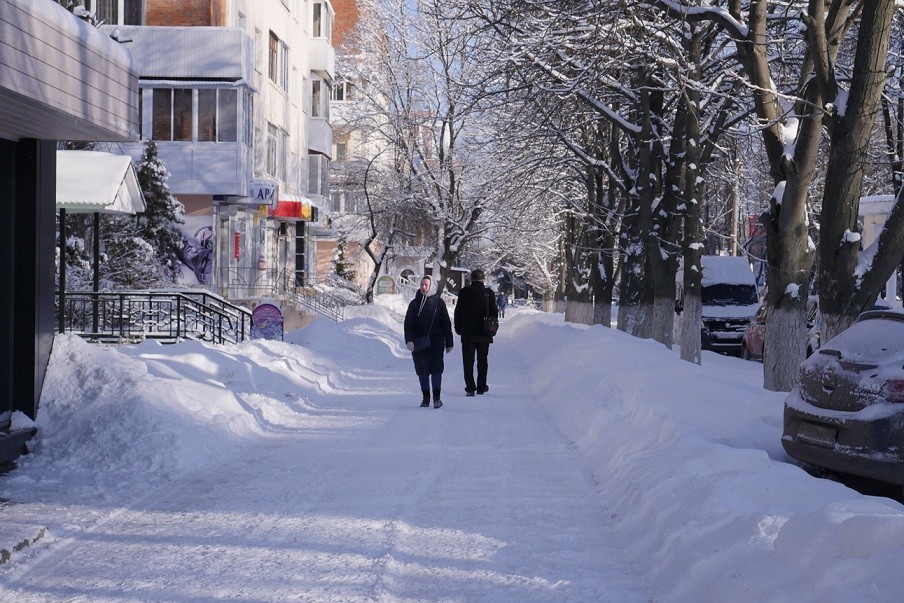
[763,305,808,392]
[818,0,898,342]
[565,301,595,325]
[679,293,702,365]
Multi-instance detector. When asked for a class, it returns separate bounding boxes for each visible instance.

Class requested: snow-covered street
[3,296,904,601]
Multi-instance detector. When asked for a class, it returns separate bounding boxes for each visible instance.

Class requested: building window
[312,1,331,41]
[151,88,191,141]
[151,89,171,140]
[332,79,354,102]
[77,0,142,26]
[218,89,238,142]
[244,91,254,147]
[269,31,289,91]
[197,89,238,142]
[307,153,330,197]
[151,88,239,143]
[278,129,288,182]
[333,140,348,161]
[279,41,289,91]
[269,32,279,82]
[266,123,278,177]
[311,80,322,117]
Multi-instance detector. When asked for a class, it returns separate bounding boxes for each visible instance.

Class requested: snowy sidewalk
[4,298,904,601]
[0,306,648,601]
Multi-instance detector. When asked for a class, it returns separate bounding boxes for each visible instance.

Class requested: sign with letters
[249,179,277,206]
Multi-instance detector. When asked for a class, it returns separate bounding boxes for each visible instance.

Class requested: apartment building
[88,0,334,298]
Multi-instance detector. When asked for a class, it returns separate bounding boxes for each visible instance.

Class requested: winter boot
[420,390,430,407]
[432,388,443,409]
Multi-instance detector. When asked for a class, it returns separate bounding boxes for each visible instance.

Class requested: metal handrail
[57,290,252,344]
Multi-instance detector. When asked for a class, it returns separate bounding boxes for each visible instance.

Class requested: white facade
[100,0,334,297]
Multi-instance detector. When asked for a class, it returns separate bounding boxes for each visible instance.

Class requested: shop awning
[56,150,145,215]
[269,193,313,221]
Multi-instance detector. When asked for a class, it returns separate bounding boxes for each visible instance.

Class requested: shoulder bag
[412,300,438,352]
[483,291,499,336]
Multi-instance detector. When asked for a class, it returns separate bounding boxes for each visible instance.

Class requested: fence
[57,290,252,344]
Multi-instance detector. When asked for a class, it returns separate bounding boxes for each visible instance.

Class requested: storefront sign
[233,232,241,260]
[249,179,277,206]
[376,275,395,295]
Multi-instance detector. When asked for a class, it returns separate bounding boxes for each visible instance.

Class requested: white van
[677,256,761,354]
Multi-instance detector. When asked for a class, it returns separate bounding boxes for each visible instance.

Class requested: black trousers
[461,341,490,392]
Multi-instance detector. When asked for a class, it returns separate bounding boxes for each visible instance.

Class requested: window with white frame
[151,88,241,143]
[74,0,142,26]
[266,124,278,178]
[268,32,279,83]
[312,1,331,41]
[244,91,254,147]
[307,153,330,197]
[279,40,289,91]
[311,79,323,117]
[268,31,290,92]
[278,129,288,183]
[332,79,354,102]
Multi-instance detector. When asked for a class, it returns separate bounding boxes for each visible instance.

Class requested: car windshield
[701,284,758,306]
[821,315,904,363]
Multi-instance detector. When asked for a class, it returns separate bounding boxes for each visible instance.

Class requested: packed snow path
[0,310,647,601]
[6,300,904,601]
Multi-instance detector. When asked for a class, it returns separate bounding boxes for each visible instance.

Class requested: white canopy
[56,150,145,214]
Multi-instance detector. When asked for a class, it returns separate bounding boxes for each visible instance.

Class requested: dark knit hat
[470,269,485,281]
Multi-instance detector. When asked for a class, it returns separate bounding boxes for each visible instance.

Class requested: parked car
[676,256,761,355]
[741,296,820,361]
[742,296,893,362]
[782,309,904,486]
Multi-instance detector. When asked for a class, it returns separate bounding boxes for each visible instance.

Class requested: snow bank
[499,312,904,600]
[4,302,904,600]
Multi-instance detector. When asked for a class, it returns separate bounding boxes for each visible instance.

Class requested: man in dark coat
[453,269,498,396]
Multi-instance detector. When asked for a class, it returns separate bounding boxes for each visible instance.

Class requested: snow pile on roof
[56,150,144,214]
[701,255,757,286]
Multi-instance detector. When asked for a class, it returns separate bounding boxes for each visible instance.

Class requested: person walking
[404,275,453,408]
[454,269,498,396]
[496,290,507,318]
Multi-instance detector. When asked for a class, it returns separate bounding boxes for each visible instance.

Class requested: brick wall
[145,0,228,26]
[331,0,360,49]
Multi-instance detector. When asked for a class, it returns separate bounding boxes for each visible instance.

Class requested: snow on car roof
[701,256,757,286]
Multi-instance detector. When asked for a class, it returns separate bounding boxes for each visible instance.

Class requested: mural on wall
[177,215,214,285]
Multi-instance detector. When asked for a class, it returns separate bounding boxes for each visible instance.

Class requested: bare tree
[652,0,904,390]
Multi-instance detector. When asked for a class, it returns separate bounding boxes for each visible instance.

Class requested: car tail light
[883,378,904,403]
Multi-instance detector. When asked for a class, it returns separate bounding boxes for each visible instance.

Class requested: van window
[702,284,758,306]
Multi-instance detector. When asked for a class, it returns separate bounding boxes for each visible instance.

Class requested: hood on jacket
[418,275,438,298]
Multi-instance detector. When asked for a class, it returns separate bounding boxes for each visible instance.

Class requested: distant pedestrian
[404,276,453,408]
[496,291,507,318]
[454,269,498,397]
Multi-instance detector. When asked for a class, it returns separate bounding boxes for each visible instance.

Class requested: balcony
[308,117,333,158]
[309,37,335,79]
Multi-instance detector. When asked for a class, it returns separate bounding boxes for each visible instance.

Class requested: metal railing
[57,290,252,344]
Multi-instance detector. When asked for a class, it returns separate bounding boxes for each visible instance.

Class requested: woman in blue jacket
[404,275,453,408]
